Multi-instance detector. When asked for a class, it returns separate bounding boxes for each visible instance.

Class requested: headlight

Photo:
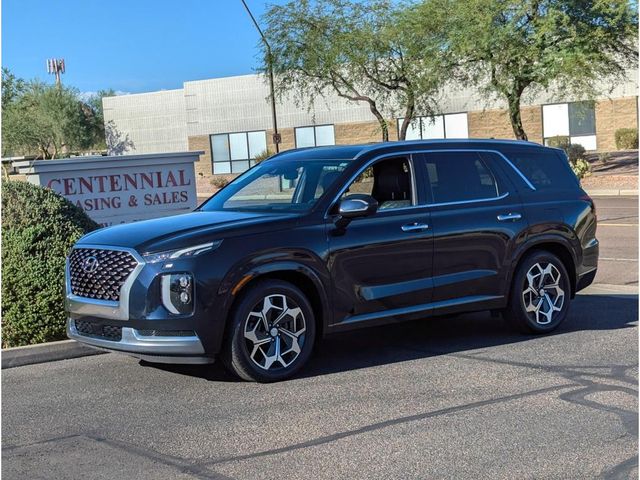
[161,273,194,315]
[142,241,222,264]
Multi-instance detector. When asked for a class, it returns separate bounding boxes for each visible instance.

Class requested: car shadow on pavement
[141,292,638,382]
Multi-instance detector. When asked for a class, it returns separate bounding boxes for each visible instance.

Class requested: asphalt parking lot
[2,196,638,480]
[594,196,638,286]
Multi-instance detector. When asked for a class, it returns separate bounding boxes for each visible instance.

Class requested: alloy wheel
[244,294,306,371]
[522,262,565,325]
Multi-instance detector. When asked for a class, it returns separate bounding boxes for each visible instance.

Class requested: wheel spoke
[244,293,306,371]
[523,262,565,326]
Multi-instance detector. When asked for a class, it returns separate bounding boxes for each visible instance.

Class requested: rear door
[416,150,526,312]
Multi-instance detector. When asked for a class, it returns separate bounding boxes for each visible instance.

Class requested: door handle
[401,223,429,232]
[497,213,522,222]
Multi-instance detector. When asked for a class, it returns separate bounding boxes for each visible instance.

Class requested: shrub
[546,136,570,150]
[615,128,638,150]
[253,149,273,164]
[1,180,99,347]
[570,157,591,180]
[546,136,590,179]
[210,176,230,189]
[598,152,611,164]
[565,143,587,164]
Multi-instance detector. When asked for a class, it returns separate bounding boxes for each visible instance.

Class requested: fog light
[161,273,194,315]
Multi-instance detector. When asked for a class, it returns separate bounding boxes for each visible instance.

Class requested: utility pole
[240,0,280,153]
[47,58,65,87]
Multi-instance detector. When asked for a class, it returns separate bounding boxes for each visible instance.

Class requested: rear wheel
[222,280,316,382]
[505,251,571,334]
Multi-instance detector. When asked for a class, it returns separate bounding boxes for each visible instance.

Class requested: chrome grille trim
[65,244,145,321]
[69,248,138,301]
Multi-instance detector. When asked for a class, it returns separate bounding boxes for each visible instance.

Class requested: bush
[253,149,273,164]
[615,128,638,150]
[570,157,591,179]
[546,136,570,150]
[1,180,99,347]
[598,152,611,164]
[210,176,230,189]
[546,136,590,179]
[565,143,586,164]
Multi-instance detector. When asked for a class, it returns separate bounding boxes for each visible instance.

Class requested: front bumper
[65,243,226,364]
[67,319,213,364]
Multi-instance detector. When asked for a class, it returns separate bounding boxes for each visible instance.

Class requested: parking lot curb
[585,188,638,197]
[580,283,639,295]
[2,340,105,369]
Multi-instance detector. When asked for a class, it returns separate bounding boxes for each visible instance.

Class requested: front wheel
[504,251,571,334]
[221,280,316,382]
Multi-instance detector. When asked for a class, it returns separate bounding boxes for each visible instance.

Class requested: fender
[211,250,332,352]
[507,228,581,297]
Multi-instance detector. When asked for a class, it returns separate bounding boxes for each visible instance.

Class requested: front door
[327,156,434,329]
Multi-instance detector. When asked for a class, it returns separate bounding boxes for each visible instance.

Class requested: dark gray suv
[66,139,598,381]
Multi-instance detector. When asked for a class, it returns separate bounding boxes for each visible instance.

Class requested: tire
[221,279,316,382]
[504,251,572,334]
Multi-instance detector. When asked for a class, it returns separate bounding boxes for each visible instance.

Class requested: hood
[78,210,298,253]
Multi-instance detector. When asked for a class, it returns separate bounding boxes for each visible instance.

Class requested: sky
[2,0,286,94]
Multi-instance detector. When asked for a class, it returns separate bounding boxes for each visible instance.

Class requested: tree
[417,0,638,140]
[1,74,109,158]
[86,89,117,150]
[262,0,449,141]
[2,68,26,111]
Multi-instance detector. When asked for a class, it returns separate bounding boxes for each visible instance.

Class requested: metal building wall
[102,70,638,153]
[183,74,374,137]
[102,89,187,154]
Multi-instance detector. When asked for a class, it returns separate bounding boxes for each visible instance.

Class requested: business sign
[17,151,202,227]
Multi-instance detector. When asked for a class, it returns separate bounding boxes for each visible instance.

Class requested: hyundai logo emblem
[82,256,100,274]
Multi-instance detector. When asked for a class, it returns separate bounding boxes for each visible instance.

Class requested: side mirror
[338,194,378,219]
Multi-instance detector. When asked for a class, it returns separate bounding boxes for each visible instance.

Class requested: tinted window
[505,149,579,190]
[569,101,596,136]
[422,152,499,203]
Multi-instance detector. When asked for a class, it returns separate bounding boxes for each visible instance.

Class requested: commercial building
[103,70,638,182]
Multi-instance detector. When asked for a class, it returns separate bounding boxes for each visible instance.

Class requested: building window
[295,125,335,148]
[542,101,596,150]
[397,113,469,140]
[210,131,267,174]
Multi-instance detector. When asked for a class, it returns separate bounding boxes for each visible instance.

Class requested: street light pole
[240,0,280,153]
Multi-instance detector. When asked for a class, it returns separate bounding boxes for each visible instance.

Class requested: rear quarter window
[504,149,579,190]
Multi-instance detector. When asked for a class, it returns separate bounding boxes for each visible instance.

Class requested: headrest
[372,161,410,202]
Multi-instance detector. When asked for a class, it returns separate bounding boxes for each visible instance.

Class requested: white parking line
[600,257,638,262]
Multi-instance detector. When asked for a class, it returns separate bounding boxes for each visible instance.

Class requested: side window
[341,157,413,211]
[504,149,579,190]
[313,165,347,199]
[423,152,499,204]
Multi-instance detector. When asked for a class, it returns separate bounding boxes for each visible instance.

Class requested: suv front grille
[74,320,122,341]
[69,248,138,301]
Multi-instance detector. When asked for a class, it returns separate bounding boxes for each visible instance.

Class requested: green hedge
[1,180,99,348]
[615,128,638,150]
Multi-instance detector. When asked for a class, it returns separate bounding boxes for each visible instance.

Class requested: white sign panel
[19,152,202,227]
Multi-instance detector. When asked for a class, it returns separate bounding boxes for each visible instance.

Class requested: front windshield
[200,159,350,213]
